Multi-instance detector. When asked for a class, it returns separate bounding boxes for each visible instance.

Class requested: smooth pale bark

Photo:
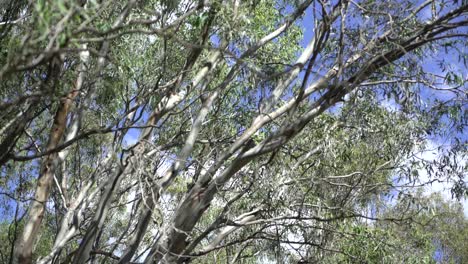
[117,200,155,264]
[141,6,468,262]
[117,38,224,262]
[37,180,100,264]
[8,2,463,263]
[199,208,260,253]
[73,80,192,264]
[68,6,146,260]
[14,89,79,264]
[144,156,252,263]
[72,167,126,264]
[15,43,91,264]
[119,9,315,261]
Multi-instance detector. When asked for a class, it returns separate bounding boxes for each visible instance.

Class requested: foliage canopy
[0,0,467,263]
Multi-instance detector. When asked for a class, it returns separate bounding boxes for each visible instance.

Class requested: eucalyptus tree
[322,193,468,264]
[0,0,467,263]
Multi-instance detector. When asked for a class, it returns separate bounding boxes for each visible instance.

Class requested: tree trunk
[14,90,78,264]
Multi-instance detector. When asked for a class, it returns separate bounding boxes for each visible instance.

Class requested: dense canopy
[0,0,467,263]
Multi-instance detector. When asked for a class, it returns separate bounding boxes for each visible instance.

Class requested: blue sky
[0,2,466,260]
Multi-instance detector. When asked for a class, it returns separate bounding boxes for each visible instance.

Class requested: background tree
[0,0,467,263]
